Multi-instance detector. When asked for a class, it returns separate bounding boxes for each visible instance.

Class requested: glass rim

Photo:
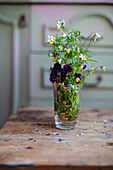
[53,83,82,88]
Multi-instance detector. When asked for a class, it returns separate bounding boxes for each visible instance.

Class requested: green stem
[87,36,93,50]
[72,49,75,74]
[77,53,79,73]
[81,66,99,83]
[81,32,94,48]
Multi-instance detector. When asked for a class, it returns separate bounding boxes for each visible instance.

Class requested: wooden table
[0,107,113,170]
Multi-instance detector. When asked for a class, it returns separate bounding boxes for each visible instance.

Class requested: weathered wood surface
[0,107,113,170]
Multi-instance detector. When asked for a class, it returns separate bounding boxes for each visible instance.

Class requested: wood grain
[0,107,113,170]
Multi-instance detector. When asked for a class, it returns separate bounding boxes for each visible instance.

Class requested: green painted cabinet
[29,3,113,108]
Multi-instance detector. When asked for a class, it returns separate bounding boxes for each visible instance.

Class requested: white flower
[79,53,87,61]
[61,19,65,26]
[56,21,61,29]
[79,53,83,59]
[62,31,66,37]
[58,58,62,64]
[93,32,101,41]
[56,19,65,29]
[71,85,75,89]
[59,45,63,50]
[48,35,55,44]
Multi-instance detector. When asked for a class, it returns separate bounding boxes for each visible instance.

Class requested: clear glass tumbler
[53,84,81,130]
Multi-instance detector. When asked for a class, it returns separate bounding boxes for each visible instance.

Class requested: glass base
[55,115,78,130]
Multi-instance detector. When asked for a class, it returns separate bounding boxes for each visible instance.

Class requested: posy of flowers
[47,20,105,121]
[48,19,105,86]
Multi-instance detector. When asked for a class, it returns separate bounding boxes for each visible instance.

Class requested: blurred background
[0,0,113,128]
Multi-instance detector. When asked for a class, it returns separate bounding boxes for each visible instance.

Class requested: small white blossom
[79,53,83,59]
[48,35,55,44]
[62,32,66,37]
[56,19,65,30]
[59,45,63,50]
[58,58,62,64]
[61,19,65,26]
[56,21,61,29]
[93,32,101,41]
[79,53,86,61]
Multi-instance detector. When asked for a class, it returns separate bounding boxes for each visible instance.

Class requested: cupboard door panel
[29,4,113,108]
[0,19,12,128]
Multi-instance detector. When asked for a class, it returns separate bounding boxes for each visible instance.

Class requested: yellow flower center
[67,49,70,53]
[76,78,80,83]
[53,82,57,87]
[83,56,86,61]
[50,40,53,44]
[52,57,55,61]
[80,65,83,69]
[94,35,97,41]
[60,25,62,29]
[66,73,70,77]
[62,101,66,105]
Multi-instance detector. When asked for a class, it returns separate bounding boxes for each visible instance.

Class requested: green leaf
[84,50,93,53]
[77,37,81,43]
[87,59,98,63]
[85,61,89,65]
[87,55,92,58]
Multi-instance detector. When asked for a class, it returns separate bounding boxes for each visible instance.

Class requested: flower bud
[100,66,106,71]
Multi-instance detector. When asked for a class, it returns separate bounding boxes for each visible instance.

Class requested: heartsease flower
[63,64,72,75]
[48,35,55,44]
[57,19,65,30]
[49,52,60,61]
[93,32,101,41]
[74,73,82,84]
[82,55,87,61]
[80,64,87,70]
[49,63,66,83]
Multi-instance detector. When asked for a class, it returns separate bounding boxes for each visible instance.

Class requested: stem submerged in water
[54,85,81,122]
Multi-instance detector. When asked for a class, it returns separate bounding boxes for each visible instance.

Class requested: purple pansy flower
[74,73,82,83]
[63,64,72,75]
[49,63,66,83]
[64,82,67,85]
[53,52,60,57]
[54,63,61,70]
[57,86,60,91]
[49,68,58,83]
[83,64,87,69]
[80,64,87,70]
[53,52,55,57]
